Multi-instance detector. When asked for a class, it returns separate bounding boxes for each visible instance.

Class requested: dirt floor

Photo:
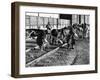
[26,39,89,67]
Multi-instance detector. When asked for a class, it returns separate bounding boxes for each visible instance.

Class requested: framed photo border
[11,2,98,78]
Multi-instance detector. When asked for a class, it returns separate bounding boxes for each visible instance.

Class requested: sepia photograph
[25,12,90,67]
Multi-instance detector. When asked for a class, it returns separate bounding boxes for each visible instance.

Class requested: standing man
[46,22,52,44]
[46,22,52,33]
[82,23,86,39]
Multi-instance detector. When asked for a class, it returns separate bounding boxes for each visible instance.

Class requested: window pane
[26,18,30,26]
[30,16,37,26]
[38,17,43,25]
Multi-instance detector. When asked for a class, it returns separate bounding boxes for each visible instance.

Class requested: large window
[25,14,71,29]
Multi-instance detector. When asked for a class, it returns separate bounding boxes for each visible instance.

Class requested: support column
[79,15,81,24]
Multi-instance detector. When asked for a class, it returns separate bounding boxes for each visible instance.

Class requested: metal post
[84,15,85,24]
[43,17,44,28]
[79,15,81,24]
[57,18,58,30]
[37,13,39,29]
